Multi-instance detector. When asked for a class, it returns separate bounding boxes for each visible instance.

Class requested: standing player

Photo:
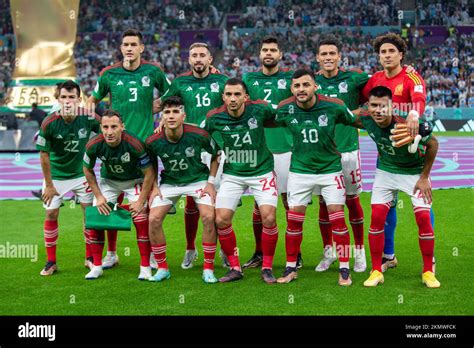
[241,36,300,269]
[359,86,439,288]
[362,33,430,272]
[314,36,369,273]
[83,110,155,280]
[37,80,100,276]
[204,79,280,284]
[146,97,219,283]
[156,42,228,269]
[87,29,170,268]
[274,70,357,286]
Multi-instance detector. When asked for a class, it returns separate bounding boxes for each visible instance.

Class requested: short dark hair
[292,69,315,81]
[32,103,38,108]
[56,80,81,98]
[101,109,123,122]
[189,42,212,55]
[122,29,143,43]
[368,86,393,99]
[224,78,248,94]
[162,96,184,109]
[261,36,279,49]
[373,33,407,59]
[317,35,342,53]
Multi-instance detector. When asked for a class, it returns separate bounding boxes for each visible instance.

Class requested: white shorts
[341,149,363,196]
[43,176,93,210]
[273,152,291,193]
[288,171,346,207]
[150,180,213,208]
[216,171,278,211]
[371,169,431,208]
[93,178,144,206]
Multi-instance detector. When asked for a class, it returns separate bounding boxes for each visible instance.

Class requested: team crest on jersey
[318,114,328,127]
[210,83,219,93]
[142,76,150,87]
[394,83,403,96]
[277,79,287,89]
[338,82,348,93]
[36,135,46,146]
[248,117,258,129]
[78,128,87,139]
[185,147,195,157]
[121,152,130,163]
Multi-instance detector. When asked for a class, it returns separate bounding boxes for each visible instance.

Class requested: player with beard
[241,36,304,269]
[154,42,229,270]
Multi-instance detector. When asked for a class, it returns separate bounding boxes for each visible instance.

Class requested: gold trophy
[4,0,80,112]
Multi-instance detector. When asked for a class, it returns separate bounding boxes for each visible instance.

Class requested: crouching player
[360,86,439,288]
[83,110,155,280]
[146,96,219,283]
[274,69,357,286]
[37,80,101,275]
[204,79,280,284]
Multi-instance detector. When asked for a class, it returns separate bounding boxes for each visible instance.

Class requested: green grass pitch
[1,189,473,316]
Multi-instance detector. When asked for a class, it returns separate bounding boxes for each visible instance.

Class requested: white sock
[107,251,116,256]
[383,253,394,259]
[286,261,297,268]
[339,262,349,269]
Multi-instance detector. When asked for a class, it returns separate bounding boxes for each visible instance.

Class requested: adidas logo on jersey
[117,81,124,86]
[186,86,193,91]
[223,126,231,131]
[253,81,259,86]
[291,118,298,124]
[162,153,169,158]
[56,134,63,139]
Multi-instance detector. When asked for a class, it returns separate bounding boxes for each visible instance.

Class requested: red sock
[252,202,263,254]
[262,224,278,269]
[107,230,117,252]
[319,199,333,248]
[414,208,435,273]
[328,210,350,263]
[217,224,240,270]
[202,242,217,270]
[369,203,390,272]
[89,229,105,266]
[286,211,304,264]
[133,212,151,267]
[185,196,199,250]
[44,220,58,263]
[83,228,92,259]
[151,243,168,269]
[346,195,365,248]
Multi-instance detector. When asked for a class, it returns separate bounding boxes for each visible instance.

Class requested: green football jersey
[275,95,356,175]
[360,111,432,175]
[92,60,170,141]
[84,131,152,181]
[146,124,216,186]
[36,110,101,180]
[161,71,228,126]
[243,69,294,153]
[204,100,275,177]
[315,68,369,153]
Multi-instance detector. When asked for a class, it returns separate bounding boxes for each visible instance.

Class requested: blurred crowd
[0,0,472,107]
